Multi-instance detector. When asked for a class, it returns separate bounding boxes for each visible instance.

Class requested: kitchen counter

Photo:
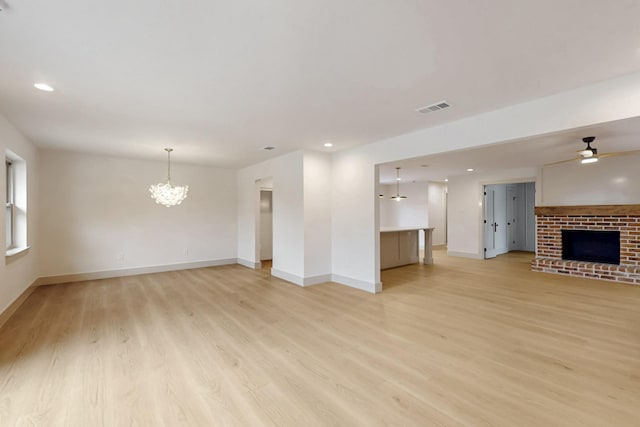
[380,227,435,269]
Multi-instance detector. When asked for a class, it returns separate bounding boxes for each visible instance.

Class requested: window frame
[6,159,15,250]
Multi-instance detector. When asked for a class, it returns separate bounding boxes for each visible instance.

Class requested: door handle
[493,222,499,232]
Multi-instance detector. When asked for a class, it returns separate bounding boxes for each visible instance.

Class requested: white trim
[270,269,332,287]
[5,246,30,257]
[237,258,261,269]
[36,258,237,286]
[0,279,36,330]
[447,250,484,259]
[303,274,332,286]
[271,268,304,286]
[331,274,380,294]
[271,269,377,292]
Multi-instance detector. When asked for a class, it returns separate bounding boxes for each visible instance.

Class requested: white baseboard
[0,280,37,330]
[271,268,304,286]
[237,258,261,269]
[36,258,238,286]
[331,274,379,294]
[447,250,483,260]
[270,269,333,287]
[303,274,332,286]
[271,269,379,293]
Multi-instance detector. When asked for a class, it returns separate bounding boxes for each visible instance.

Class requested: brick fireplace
[531,205,640,285]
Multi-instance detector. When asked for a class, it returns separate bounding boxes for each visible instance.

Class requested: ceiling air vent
[416,101,452,114]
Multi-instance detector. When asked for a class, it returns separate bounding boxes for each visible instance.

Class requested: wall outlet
[116,252,124,260]
[183,248,189,256]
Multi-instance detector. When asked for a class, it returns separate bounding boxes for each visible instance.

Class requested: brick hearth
[531,205,640,285]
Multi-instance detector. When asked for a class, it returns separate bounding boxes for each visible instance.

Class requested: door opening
[259,189,273,266]
[484,182,535,259]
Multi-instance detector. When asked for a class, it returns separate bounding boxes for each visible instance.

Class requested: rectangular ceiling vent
[416,101,452,114]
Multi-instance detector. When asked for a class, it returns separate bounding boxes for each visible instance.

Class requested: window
[5,159,14,250]
[5,152,27,256]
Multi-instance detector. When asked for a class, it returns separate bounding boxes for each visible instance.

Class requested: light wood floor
[1,249,640,426]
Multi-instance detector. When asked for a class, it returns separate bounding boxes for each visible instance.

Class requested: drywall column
[332,152,380,293]
[302,151,332,283]
[237,150,332,287]
[271,151,305,283]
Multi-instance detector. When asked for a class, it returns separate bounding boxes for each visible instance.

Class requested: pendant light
[390,167,407,201]
[149,148,189,207]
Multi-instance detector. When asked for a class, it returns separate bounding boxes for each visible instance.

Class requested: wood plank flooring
[1,249,640,426]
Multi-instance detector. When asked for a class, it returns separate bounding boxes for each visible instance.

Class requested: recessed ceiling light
[444,178,449,182]
[324,142,333,148]
[420,164,428,168]
[34,82,54,92]
[262,146,276,151]
[466,168,474,172]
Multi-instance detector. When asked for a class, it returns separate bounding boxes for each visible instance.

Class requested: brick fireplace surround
[531,205,640,285]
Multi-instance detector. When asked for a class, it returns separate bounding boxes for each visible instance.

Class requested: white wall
[332,70,640,291]
[0,114,39,314]
[393,182,428,227]
[303,151,332,280]
[427,182,447,246]
[379,182,428,247]
[378,184,398,227]
[38,150,237,278]
[271,151,305,280]
[378,182,447,248]
[540,153,640,206]
[512,182,536,252]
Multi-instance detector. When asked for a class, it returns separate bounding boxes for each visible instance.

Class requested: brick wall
[532,214,640,285]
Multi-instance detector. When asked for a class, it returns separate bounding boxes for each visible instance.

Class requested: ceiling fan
[545,136,640,166]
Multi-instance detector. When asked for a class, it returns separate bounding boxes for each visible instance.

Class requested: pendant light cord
[165,148,173,183]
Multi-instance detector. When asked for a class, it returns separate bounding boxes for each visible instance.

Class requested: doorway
[259,189,273,264]
[484,182,535,259]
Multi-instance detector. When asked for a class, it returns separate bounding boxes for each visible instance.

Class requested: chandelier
[149,148,189,207]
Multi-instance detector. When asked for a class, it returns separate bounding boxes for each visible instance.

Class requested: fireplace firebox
[561,230,620,265]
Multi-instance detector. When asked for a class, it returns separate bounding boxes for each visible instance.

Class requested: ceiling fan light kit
[581,157,598,164]
[578,136,597,158]
[544,136,640,167]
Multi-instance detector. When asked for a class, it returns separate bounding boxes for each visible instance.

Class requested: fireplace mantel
[535,204,640,216]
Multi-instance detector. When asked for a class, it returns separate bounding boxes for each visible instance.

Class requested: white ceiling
[1,1,640,167]
[378,116,640,184]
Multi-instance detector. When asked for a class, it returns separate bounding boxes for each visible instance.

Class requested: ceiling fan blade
[597,149,640,159]
[544,157,580,166]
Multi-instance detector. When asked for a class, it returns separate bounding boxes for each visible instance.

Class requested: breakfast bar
[380,226,435,269]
